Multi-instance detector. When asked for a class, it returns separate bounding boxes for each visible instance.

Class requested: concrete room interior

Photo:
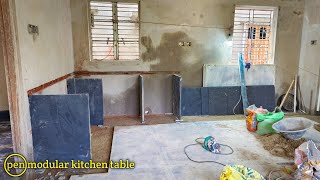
[0,0,320,179]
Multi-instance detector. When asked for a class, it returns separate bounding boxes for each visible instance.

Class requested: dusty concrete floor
[96,115,176,163]
[92,115,176,164]
[4,113,320,179]
[72,117,320,179]
[86,113,320,176]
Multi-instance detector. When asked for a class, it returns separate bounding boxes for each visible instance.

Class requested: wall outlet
[178,42,191,47]
[28,24,39,35]
[311,40,317,45]
[185,42,191,46]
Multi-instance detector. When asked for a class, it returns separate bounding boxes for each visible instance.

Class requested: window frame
[88,0,141,62]
[231,5,278,65]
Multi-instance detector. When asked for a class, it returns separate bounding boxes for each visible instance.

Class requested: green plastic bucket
[256,111,285,135]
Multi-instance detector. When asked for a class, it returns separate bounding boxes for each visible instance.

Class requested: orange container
[246,110,257,132]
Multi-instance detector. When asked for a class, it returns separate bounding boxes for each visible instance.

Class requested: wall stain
[141,31,211,86]
[141,36,157,62]
[152,31,189,70]
[141,31,192,69]
[293,11,302,16]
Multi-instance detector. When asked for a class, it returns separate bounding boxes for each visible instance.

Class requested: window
[89,1,140,61]
[231,6,278,64]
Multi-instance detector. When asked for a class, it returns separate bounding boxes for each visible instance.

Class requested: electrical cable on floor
[184,137,234,167]
[233,95,242,115]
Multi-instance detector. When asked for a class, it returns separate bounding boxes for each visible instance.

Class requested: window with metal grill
[90,1,139,61]
[231,6,277,65]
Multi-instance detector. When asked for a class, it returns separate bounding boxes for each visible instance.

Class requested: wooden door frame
[0,0,34,179]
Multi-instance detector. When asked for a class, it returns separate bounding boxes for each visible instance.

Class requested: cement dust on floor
[91,115,176,164]
[71,114,320,179]
[34,115,175,179]
[71,118,320,180]
[38,114,320,179]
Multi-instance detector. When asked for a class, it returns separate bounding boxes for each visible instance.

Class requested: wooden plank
[74,71,180,77]
[0,2,35,178]
[27,73,74,96]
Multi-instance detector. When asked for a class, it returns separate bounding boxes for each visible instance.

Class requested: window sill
[90,59,143,64]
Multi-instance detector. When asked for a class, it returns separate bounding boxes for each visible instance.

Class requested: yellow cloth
[220,165,265,180]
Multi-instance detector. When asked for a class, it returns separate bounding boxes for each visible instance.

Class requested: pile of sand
[256,134,305,158]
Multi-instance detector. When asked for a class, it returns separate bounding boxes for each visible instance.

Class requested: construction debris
[256,134,305,158]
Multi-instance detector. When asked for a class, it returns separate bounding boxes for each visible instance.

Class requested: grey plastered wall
[83,74,172,116]
[71,0,304,101]
[143,74,172,115]
[88,75,140,116]
[298,0,320,114]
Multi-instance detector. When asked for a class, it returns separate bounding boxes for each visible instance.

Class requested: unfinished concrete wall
[71,0,304,100]
[11,0,74,161]
[92,75,140,116]
[0,46,9,111]
[15,0,74,91]
[80,74,172,116]
[298,0,320,114]
[144,74,172,115]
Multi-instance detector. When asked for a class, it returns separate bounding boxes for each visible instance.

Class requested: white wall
[0,46,9,111]
[298,0,320,114]
[15,0,74,91]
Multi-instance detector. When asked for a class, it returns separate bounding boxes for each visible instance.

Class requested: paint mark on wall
[141,31,211,86]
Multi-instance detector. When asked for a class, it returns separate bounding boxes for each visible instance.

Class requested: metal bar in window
[112,2,119,60]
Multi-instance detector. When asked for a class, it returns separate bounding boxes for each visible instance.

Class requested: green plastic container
[256,111,285,135]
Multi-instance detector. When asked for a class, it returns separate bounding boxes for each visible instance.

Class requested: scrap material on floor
[256,134,305,158]
[70,118,320,179]
[0,122,13,180]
